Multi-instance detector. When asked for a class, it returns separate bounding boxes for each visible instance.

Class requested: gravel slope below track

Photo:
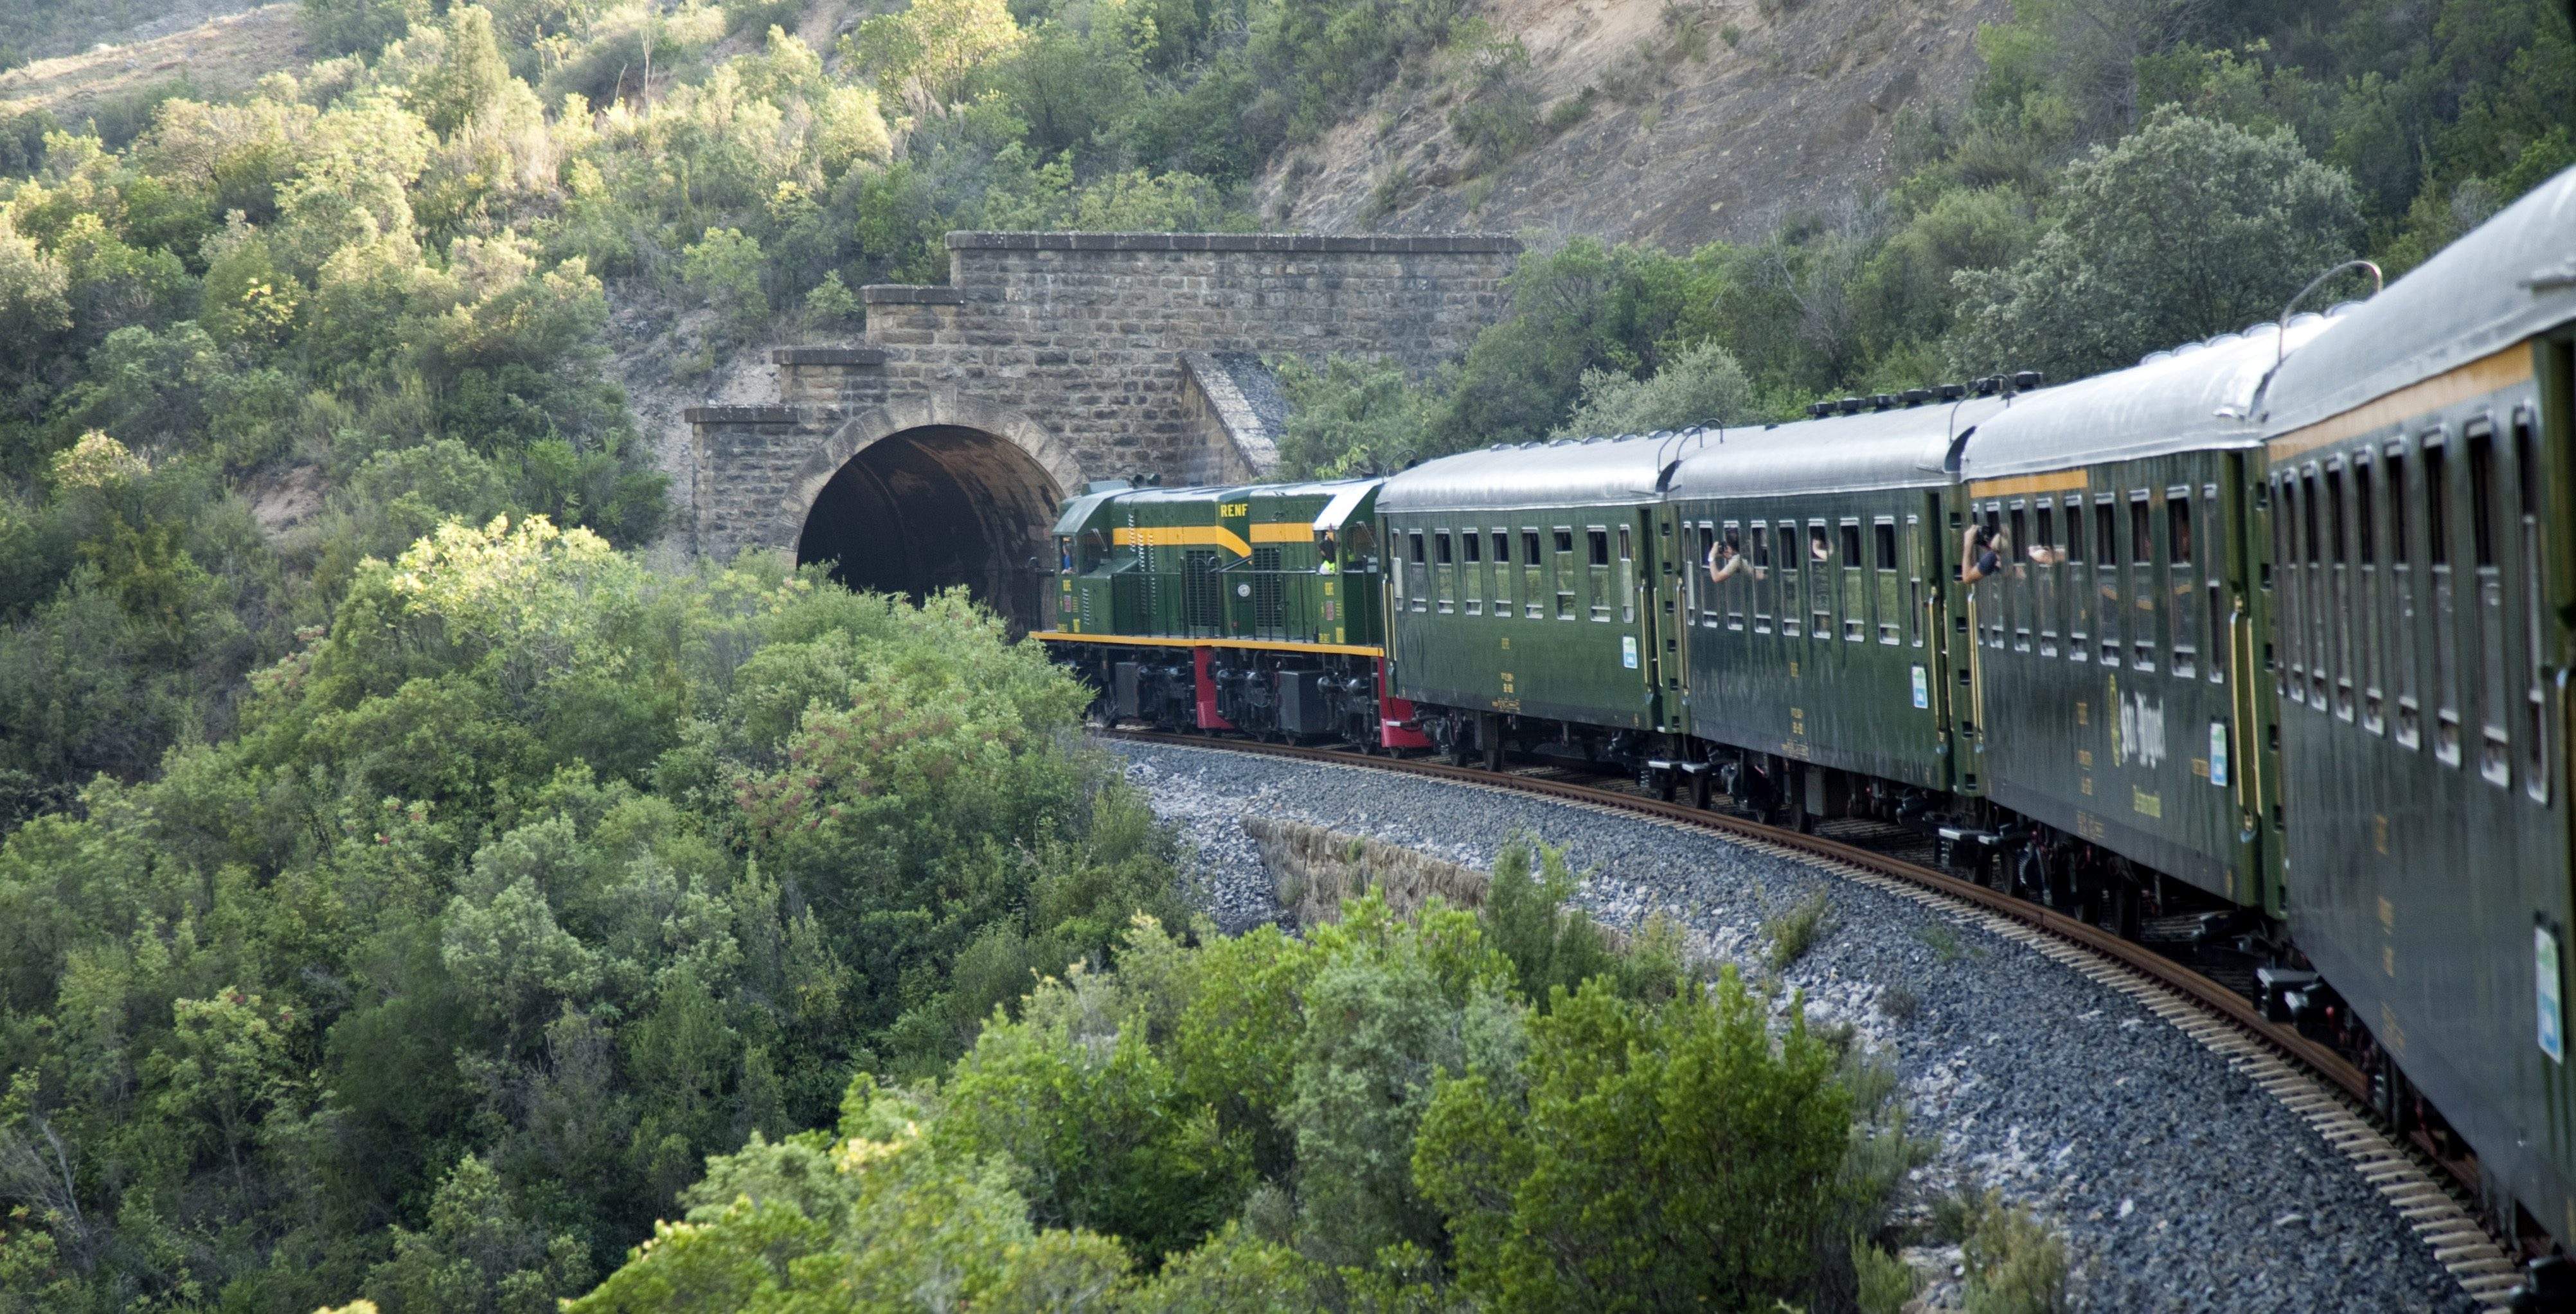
[1115,738,2476,1313]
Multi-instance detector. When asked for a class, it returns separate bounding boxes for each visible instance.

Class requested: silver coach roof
[1666,397,2008,500]
[1959,314,2345,482]
[1377,431,1688,513]
[2265,163,2576,437]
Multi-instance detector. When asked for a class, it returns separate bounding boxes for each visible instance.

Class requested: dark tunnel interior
[795,426,1062,633]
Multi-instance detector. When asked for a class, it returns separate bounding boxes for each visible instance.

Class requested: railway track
[1107,726,2532,1309]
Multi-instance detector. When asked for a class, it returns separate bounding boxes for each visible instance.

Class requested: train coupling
[1642,759,1709,804]
[2253,967,2320,1025]
[2509,1255,2576,1313]
[2188,909,2266,951]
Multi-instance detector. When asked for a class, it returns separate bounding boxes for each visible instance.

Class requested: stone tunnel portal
[794,425,1063,633]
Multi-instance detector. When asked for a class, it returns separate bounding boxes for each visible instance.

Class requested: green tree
[303,0,431,57]
[1271,355,1433,478]
[364,1155,595,1314]
[410,6,519,139]
[933,964,1255,1262]
[1552,338,1758,439]
[1951,108,2363,381]
[1415,968,1852,1311]
[682,227,769,333]
[848,0,1027,114]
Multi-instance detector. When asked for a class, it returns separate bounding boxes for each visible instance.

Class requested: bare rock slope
[1262,0,2007,250]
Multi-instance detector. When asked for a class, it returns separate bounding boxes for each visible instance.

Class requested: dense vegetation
[1,0,2562,1306]
[0,510,1953,1309]
[0,519,1206,1308]
[1275,0,2575,475]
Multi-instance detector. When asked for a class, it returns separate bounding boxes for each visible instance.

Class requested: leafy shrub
[1960,1188,2073,1314]
[1416,967,1854,1309]
[1765,890,1834,971]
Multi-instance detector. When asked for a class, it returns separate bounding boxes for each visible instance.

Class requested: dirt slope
[0,3,305,123]
[1260,0,2008,249]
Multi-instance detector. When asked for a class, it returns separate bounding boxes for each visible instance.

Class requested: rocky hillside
[0,3,303,127]
[1261,0,2010,249]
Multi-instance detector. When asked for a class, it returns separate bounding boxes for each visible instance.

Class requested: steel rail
[1106,726,2528,1306]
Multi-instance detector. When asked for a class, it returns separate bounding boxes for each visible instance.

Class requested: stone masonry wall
[685,231,1519,562]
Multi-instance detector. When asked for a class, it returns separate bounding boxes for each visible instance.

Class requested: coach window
[1618,525,1636,624]
[1699,524,1722,629]
[1517,530,1539,618]
[2307,465,2332,716]
[1875,516,1901,645]
[2273,475,2301,703]
[1684,523,1702,609]
[1720,521,1745,630]
[1779,521,1804,638]
[2034,504,2060,657]
[1981,506,2006,651]
[1552,527,1578,620]
[1585,527,1613,622]
[2469,422,2510,786]
[2094,495,2122,666]
[2065,496,2089,661]
[2514,411,2548,801]
[1809,522,1834,641]
[2386,447,2421,747]
[1750,526,1775,634]
[2202,485,2227,688]
[1461,525,1483,616]
[2425,438,2462,764]
[1839,519,1866,642]
[2167,489,2197,679]
[1490,528,1512,618]
[2327,465,2356,718]
[2125,491,2156,672]
[1407,530,1428,613]
[2354,458,2383,728]
[2006,504,2030,652]
[1435,530,1456,614]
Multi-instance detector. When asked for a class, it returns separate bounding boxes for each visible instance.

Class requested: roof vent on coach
[1807,402,1833,419]
[1937,382,1967,401]
[1838,397,1866,415]
[2011,370,2043,392]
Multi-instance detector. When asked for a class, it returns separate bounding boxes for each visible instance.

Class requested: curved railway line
[1107,726,2531,1308]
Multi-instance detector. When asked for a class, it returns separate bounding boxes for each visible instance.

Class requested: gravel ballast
[1114,737,2477,1314]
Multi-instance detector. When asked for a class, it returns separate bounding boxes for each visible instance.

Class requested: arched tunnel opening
[795,426,1063,633]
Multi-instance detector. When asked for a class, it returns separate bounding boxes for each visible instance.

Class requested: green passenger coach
[1375,434,1678,764]
[1956,320,2339,916]
[1663,399,2003,821]
[2255,168,2576,1246]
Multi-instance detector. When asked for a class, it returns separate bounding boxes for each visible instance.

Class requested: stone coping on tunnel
[683,404,803,424]
[943,231,1523,254]
[771,346,888,366]
[861,284,967,304]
